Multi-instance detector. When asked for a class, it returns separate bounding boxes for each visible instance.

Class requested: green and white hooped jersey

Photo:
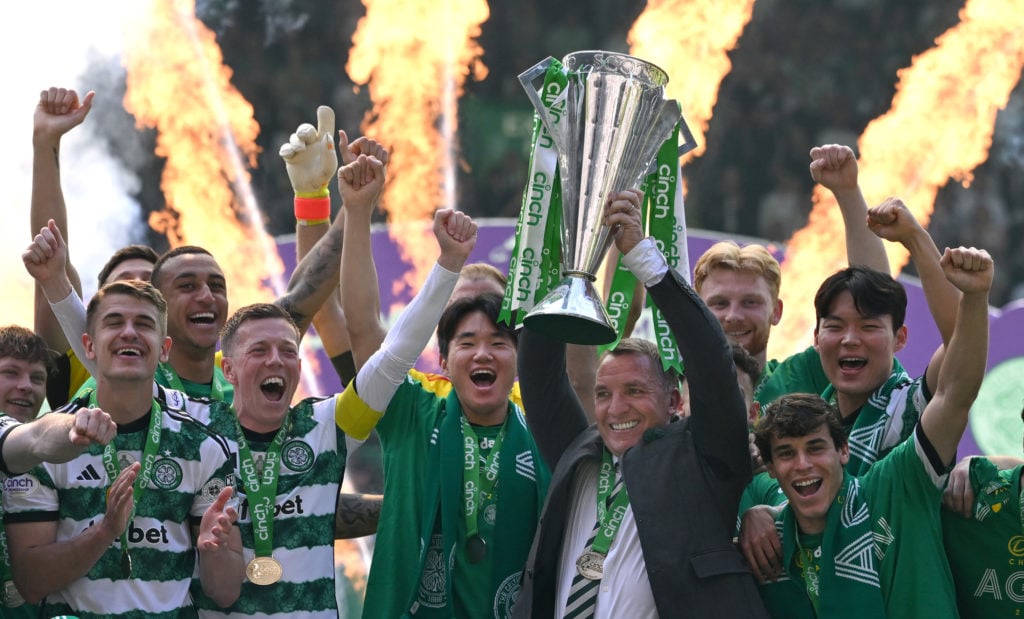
[1,414,41,618]
[185,393,348,619]
[1,393,235,619]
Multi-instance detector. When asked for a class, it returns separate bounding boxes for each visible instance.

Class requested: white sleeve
[354,261,460,412]
[50,291,96,374]
[621,237,669,287]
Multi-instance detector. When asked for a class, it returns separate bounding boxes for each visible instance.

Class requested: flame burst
[122,0,323,397]
[771,0,1024,360]
[347,0,489,296]
[628,0,756,163]
[122,0,282,308]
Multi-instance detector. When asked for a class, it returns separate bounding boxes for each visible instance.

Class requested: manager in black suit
[512,190,767,618]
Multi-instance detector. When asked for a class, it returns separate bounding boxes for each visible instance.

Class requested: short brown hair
[151,246,216,289]
[600,338,679,394]
[754,393,847,463]
[86,280,167,335]
[221,304,301,356]
[693,241,782,301]
[0,325,52,370]
[97,245,160,287]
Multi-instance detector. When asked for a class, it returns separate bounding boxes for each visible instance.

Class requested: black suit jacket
[513,267,768,618]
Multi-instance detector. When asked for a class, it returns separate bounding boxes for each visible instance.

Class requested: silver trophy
[519,51,694,344]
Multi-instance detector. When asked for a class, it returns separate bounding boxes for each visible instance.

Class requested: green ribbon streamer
[500,60,567,328]
[644,119,686,375]
[598,117,686,378]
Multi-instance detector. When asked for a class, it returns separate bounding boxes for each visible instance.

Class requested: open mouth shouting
[470,369,496,387]
[260,376,287,402]
[793,478,823,497]
[838,356,867,371]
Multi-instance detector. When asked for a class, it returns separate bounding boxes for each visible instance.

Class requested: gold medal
[3,580,24,608]
[246,556,284,586]
[576,550,605,581]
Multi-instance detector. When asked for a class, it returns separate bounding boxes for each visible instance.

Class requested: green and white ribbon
[599,118,687,376]
[643,118,687,375]
[499,60,567,328]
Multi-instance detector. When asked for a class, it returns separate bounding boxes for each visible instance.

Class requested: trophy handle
[677,112,698,157]
[518,57,559,140]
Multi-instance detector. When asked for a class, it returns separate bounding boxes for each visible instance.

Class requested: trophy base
[523,276,617,345]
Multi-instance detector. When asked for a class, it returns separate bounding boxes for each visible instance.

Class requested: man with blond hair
[693,240,830,406]
[694,144,893,408]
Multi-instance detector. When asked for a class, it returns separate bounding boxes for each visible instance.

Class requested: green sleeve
[754,346,830,407]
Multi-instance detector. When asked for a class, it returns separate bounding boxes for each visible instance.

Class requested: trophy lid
[560,50,669,88]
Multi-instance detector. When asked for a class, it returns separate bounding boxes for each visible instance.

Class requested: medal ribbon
[797,538,822,615]
[0,517,15,606]
[499,59,568,328]
[233,413,293,560]
[591,450,630,555]
[460,415,506,540]
[92,393,163,577]
[157,361,226,401]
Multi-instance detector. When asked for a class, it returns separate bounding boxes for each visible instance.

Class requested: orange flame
[334,538,370,611]
[121,0,322,397]
[628,0,756,164]
[122,0,281,306]
[347,0,489,296]
[771,0,1024,360]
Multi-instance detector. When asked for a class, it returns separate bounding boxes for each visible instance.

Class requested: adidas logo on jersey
[76,464,102,482]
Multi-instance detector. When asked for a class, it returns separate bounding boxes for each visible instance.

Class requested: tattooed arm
[334,492,383,539]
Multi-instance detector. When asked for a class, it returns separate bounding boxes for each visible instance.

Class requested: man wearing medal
[336,152,550,617]
[513,192,768,618]
[0,325,119,617]
[185,150,389,618]
[2,280,243,618]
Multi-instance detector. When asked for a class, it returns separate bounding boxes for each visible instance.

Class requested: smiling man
[0,325,118,616]
[512,191,766,618]
[3,280,242,619]
[751,245,992,618]
[336,197,551,617]
[182,302,352,619]
[738,198,966,580]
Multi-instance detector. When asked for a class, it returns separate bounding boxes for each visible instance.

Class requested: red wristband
[294,196,330,221]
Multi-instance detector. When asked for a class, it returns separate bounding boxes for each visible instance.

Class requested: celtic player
[753,246,992,618]
[3,281,242,619]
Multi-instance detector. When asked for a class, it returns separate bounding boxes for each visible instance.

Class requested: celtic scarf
[406,391,550,618]
[769,473,887,618]
[821,358,915,475]
[968,457,1018,520]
